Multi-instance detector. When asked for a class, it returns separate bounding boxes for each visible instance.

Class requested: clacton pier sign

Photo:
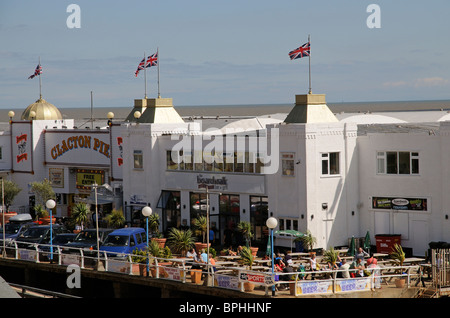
[44,130,111,166]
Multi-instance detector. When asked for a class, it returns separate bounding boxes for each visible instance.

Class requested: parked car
[0,213,35,241]
[38,233,78,254]
[15,224,68,249]
[63,228,114,255]
[99,227,147,257]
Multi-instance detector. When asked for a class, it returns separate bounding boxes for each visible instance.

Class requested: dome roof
[21,97,63,120]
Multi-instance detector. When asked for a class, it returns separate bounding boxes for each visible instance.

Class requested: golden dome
[21,97,63,120]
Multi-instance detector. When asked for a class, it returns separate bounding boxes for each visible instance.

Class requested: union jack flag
[28,64,42,79]
[146,52,158,68]
[134,58,146,77]
[289,42,310,60]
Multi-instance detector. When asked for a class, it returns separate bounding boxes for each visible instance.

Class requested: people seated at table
[226,245,237,256]
[309,253,320,280]
[337,257,351,279]
[354,247,369,263]
[366,253,378,266]
[274,253,286,271]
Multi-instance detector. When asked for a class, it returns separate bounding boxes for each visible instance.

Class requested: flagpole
[144,52,147,98]
[157,47,160,98]
[308,35,311,94]
[39,56,42,99]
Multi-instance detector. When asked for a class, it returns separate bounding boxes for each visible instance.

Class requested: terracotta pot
[395,278,406,288]
[194,242,210,252]
[0,212,17,225]
[190,269,202,284]
[250,247,259,257]
[289,282,296,295]
[40,216,56,225]
[152,238,166,248]
[243,282,255,292]
[132,263,147,276]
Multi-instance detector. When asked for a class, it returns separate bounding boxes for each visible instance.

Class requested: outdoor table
[214,261,237,267]
[218,255,241,261]
[373,253,388,259]
[253,259,271,265]
[288,252,310,259]
[403,257,426,265]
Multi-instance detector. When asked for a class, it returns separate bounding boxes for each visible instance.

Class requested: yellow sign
[76,169,104,190]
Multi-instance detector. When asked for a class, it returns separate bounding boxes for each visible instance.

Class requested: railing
[0,241,423,296]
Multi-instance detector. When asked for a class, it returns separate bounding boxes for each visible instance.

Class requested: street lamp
[266,217,278,296]
[142,206,152,276]
[46,199,56,261]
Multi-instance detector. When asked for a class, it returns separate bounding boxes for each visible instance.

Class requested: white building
[2,92,449,256]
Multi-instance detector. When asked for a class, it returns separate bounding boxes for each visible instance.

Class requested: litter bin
[375,234,401,254]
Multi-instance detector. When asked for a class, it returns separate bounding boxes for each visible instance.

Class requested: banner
[372,197,427,211]
[295,280,333,295]
[214,274,240,290]
[11,122,33,172]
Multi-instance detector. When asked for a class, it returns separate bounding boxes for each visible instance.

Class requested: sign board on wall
[49,168,64,188]
[372,197,428,211]
[76,169,104,190]
[44,130,111,166]
[11,122,33,173]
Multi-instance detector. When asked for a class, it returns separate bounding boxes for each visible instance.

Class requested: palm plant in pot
[298,230,317,255]
[237,221,258,256]
[167,228,195,256]
[323,247,339,267]
[239,246,255,292]
[131,248,148,276]
[192,215,209,252]
[390,243,406,288]
[149,214,166,248]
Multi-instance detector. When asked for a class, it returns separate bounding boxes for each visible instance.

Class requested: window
[377,151,419,175]
[279,218,299,231]
[321,152,340,175]
[281,153,295,176]
[133,150,143,169]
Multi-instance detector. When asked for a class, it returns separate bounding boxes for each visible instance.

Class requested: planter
[152,238,166,248]
[40,216,56,225]
[243,282,255,292]
[190,269,202,284]
[195,242,210,252]
[132,263,147,276]
[250,247,259,257]
[289,282,297,296]
[0,212,17,225]
[395,278,406,288]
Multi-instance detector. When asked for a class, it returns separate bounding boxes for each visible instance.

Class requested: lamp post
[1,178,5,257]
[142,206,152,275]
[266,217,278,296]
[46,199,56,261]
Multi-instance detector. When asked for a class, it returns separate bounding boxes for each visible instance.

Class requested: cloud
[383,77,449,88]
[414,77,449,88]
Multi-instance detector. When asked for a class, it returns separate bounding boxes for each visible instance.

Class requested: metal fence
[1,241,423,296]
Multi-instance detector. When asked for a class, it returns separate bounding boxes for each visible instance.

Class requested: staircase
[415,287,438,298]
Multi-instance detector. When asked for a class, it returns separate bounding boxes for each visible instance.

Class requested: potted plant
[390,243,406,288]
[239,246,255,292]
[131,248,148,276]
[71,203,90,231]
[237,221,258,256]
[167,228,195,256]
[149,214,166,248]
[192,216,210,252]
[105,208,125,229]
[299,230,317,255]
[323,247,339,267]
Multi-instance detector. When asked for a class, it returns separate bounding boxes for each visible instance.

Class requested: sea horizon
[2,98,450,122]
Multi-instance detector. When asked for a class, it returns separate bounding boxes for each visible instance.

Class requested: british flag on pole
[146,52,158,68]
[288,42,310,60]
[28,64,42,79]
[134,58,146,77]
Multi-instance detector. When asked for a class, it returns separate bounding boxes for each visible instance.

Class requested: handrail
[0,240,424,296]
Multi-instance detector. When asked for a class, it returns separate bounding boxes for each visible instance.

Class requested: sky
[1,0,450,111]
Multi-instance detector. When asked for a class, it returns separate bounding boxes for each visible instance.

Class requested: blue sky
[1,0,450,110]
